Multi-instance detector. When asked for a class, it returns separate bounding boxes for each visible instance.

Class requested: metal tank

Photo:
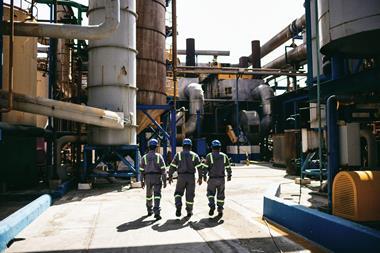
[2,5,38,126]
[318,0,380,57]
[136,0,167,133]
[87,0,137,145]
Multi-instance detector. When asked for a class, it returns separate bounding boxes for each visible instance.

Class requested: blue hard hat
[211,140,222,148]
[148,138,158,147]
[183,138,192,146]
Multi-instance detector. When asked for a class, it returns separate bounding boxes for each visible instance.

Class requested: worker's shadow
[117,215,158,232]
[190,215,224,231]
[151,217,191,232]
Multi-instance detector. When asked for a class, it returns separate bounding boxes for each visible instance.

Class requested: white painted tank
[87,0,137,145]
[318,0,380,57]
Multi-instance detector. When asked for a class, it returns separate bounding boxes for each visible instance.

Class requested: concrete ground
[6,164,326,253]
[279,179,328,210]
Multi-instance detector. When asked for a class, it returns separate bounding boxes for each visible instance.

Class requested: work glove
[227,176,232,182]
[168,176,173,185]
[141,181,145,189]
[197,178,202,185]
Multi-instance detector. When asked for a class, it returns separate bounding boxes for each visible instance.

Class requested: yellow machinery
[333,171,380,222]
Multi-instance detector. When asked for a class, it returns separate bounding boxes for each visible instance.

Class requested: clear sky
[10,0,305,66]
[175,0,305,65]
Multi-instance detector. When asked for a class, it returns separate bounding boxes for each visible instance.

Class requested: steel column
[305,0,313,87]
[326,95,339,211]
[170,107,177,158]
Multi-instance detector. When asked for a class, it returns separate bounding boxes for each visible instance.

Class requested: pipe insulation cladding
[183,83,204,136]
[251,84,274,137]
[87,0,137,145]
[0,90,125,129]
[1,0,120,40]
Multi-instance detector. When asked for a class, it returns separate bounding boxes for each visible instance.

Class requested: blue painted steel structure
[83,145,140,181]
[137,103,177,161]
[264,185,380,252]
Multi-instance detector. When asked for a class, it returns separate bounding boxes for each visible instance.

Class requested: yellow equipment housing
[333,171,380,222]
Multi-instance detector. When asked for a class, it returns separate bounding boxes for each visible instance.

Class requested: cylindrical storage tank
[136,0,166,133]
[87,0,137,145]
[318,0,380,57]
[2,5,38,126]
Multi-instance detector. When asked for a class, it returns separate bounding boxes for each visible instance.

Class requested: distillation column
[87,0,137,145]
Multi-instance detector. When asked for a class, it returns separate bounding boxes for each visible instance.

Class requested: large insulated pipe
[251,84,274,136]
[87,0,137,145]
[183,83,204,136]
[1,0,120,40]
[257,15,305,59]
[0,90,124,129]
[326,95,339,211]
[360,129,378,168]
[263,43,307,69]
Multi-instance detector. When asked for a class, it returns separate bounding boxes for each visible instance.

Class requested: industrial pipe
[56,135,87,167]
[1,0,120,40]
[326,95,339,211]
[257,14,305,59]
[0,90,125,129]
[263,43,307,69]
[183,83,204,136]
[360,129,378,168]
[177,50,230,56]
[251,84,274,136]
[176,66,307,77]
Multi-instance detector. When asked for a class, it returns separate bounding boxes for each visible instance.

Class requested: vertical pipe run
[47,1,58,179]
[170,108,176,159]
[171,0,177,154]
[186,38,195,66]
[313,0,324,187]
[251,40,261,68]
[172,0,177,107]
[326,95,338,211]
[305,0,313,87]
[235,75,240,157]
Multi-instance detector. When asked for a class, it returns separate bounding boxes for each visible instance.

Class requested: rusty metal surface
[136,0,167,133]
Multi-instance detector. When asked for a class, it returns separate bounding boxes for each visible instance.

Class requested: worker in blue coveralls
[203,140,232,217]
[140,138,167,220]
[168,138,203,218]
